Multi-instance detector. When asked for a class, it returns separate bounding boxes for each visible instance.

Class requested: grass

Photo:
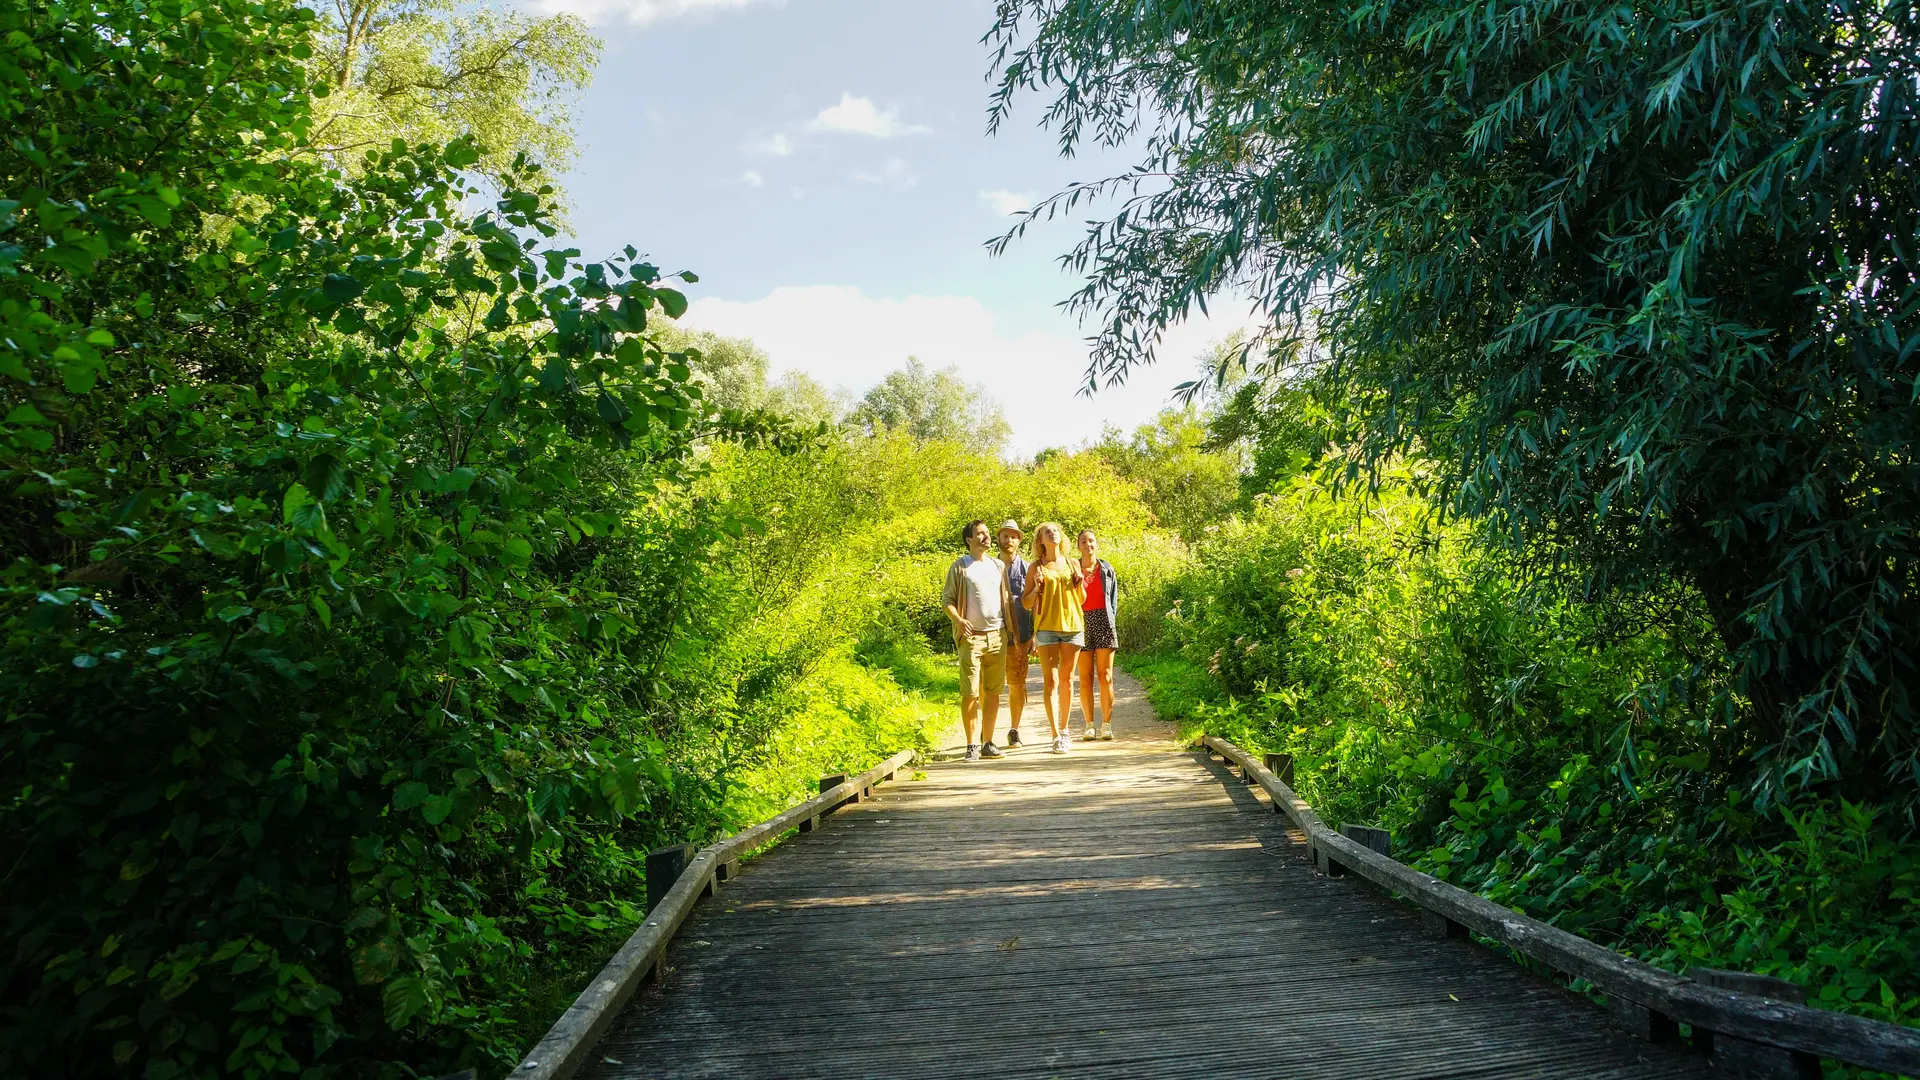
[857,633,961,703]
[1119,649,1223,740]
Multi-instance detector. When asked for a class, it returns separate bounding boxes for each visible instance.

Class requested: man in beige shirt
[942,519,1012,760]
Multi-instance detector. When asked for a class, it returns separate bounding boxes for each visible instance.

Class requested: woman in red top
[1075,529,1119,740]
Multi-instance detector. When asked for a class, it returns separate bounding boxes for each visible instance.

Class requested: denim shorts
[1034,628,1084,647]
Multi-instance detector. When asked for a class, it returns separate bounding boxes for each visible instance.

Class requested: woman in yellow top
[1020,521,1086,754]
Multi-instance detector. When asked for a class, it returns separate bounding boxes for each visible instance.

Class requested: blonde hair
[1032,521,1066,563]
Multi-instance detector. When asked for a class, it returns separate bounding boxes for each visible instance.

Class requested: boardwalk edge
[512,747,918,1080]
[1200,735,1920,1076]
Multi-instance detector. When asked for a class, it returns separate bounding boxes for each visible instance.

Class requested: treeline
[986,0,1920,1056]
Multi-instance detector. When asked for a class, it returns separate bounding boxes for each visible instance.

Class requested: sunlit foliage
[989,0,1920,802]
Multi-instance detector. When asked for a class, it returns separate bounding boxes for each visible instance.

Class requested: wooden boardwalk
[584,672,1711,1079]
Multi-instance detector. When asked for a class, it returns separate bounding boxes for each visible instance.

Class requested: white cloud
[683,286,1263,455]
[745,132,794,157]
[532,0,776,25]
[807,93,930,138]
[979,189,1036,216]
[739,170,765,188]
[851,157,915,190]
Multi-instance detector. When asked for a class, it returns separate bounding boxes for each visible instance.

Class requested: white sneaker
[1099,725,1113,741]
[1061,732,1073,752]
[1082,725,1096,740]
[1050,735,1066,755]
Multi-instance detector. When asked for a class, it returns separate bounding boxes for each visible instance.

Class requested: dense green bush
[0,1,897,1075]
[1143,473,1920,1052]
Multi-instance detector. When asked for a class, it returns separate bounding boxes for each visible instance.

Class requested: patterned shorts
[1083,607,1117,652]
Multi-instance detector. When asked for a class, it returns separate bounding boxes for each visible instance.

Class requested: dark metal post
[645,843,692,916]
[1263,752,1294,786]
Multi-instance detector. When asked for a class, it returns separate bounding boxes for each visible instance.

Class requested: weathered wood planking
[514,748,916,1080]
[582,701,1709,1080]
[1204,735,1920,1076]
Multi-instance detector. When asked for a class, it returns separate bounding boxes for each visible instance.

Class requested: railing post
[645,843,693,916]
[819,772,849,806]
[802,773,848,832]
[1263,752,1294,786]
[1339,824,1391,858]
[1607,999,1680,1045]
[1320,825,1389,879]
[1691,969,1821,1079]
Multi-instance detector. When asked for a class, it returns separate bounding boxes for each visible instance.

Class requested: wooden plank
[1692,969,1820,1080]
[1202,736,1920,1075]
[511,747,916,1080]
[1339,823,1391,857]
[588,714,1712,1080]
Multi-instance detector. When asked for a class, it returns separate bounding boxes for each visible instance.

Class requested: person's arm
[1020,562,1042,610]
[945,601,974,636]
[943,562,975,636]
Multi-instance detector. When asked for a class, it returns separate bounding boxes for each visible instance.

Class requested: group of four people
[941,518,1120,759]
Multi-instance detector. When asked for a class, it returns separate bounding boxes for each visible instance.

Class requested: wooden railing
[512,748,918,1080]
[1200,735,1920,1078]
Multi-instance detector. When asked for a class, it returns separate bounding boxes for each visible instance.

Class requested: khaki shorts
[959,632,1007,699]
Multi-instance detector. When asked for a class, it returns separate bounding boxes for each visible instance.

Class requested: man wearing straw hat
[995,519,1033,748]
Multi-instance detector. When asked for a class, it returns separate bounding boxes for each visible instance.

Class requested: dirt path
[927,653,1176,758]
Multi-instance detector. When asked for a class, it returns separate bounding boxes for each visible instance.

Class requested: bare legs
[1075,648,1116,736]
[1036,642,1082,741]
[1006,639,1030,732]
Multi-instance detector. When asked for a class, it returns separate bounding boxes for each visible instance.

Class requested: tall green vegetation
[307,0,599,185]
[847,357,1012,454]
[0,6,1172,1074]
[1093,408,1242,543]
[985,0,1920,1043]
[1148,470,1920,1040]
[989,0,1920,803]
[0,0,744,1072]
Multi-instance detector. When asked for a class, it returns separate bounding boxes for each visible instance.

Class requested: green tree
[767,369,853,427]
[1095,410,1241,543]
[655,324,774,413]
[308,0,598,185]
[848,357,1012,454]
[0,0,722,1073]
[989,0,1920,801]
[652,324,851,425]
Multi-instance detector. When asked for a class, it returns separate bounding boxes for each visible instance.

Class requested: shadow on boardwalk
[584,671,1709,1079]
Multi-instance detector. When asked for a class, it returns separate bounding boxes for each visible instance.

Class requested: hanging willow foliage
[988,0,1920,804]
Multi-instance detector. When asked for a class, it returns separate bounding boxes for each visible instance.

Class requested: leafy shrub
[0,1,761,1073]
[1145,473,1920,1058]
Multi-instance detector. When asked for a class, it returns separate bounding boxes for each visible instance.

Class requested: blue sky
[542,0,1256,454]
